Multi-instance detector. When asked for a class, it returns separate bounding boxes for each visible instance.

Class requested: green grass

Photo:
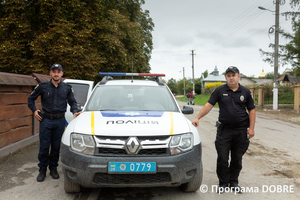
[176,94,219,107]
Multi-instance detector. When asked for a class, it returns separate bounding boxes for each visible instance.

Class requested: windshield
[85,85,178,112]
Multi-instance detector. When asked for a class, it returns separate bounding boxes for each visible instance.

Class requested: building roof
[278,73,300,83]
[203,74,226,82]
[0,72,38,86]
[252,78,273,85]
[202,66,226,82]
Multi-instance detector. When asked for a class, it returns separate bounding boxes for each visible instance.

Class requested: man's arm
[247,109,256,139]
[28,84,43,121]
[66,85,82,118]
[192,102,214,127]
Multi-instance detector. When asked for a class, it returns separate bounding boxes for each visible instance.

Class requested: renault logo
[125,137,140,154]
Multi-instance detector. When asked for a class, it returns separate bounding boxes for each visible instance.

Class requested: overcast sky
[142,0,293,81]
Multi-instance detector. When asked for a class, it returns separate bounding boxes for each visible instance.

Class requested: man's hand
[192,118,199,127]
[73,111,83,118]
[34,110,42,121]
[247,128,255,139]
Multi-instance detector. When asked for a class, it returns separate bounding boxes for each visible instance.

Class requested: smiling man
[28,64,82,182]
[192,66,256,194]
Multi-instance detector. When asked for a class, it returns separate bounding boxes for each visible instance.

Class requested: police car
[60,73,203,193]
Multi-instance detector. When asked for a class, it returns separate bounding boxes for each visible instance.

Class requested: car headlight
[71,133,95,155]
[169,133,193,155]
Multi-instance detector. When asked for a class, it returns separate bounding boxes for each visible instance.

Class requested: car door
[63,79,94,125]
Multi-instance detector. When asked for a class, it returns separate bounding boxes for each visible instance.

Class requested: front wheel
[64,176,81,193]
[179,162,203,192]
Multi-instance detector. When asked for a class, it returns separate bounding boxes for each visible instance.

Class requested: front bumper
[60,143,202,188]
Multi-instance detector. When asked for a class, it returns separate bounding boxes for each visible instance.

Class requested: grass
[176,94,219,107]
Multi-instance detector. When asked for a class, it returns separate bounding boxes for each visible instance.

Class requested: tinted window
[86,85,178,112]
[68,83,89,106]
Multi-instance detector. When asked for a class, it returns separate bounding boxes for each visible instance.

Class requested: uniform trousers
[38,117,65,171]
[214,126,249,185]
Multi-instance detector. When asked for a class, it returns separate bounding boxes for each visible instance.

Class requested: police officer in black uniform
[192,66,256,193]
[28,64,82,182]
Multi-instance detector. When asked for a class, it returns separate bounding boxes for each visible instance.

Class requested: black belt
[44,113,65,119]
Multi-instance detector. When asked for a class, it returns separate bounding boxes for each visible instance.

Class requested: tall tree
[0,0,154,82]
[259,0,300,76]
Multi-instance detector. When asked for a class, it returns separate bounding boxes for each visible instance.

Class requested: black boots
[50,170,59,179]
[37,169,59,182]
[37,170,46,182]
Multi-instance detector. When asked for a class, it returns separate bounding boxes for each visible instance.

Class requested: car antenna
[131,55,133,83]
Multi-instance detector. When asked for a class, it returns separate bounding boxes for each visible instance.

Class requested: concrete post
[294,84,300,113]
[258,86,264,107]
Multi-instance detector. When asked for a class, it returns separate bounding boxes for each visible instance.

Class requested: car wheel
[64,176,81,193]
[179,162,203,192]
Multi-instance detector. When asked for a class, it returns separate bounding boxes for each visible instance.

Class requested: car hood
[72,111,191,136]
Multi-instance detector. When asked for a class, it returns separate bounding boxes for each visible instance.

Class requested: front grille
[93,173,171,184]
[94,135,171,156]
[98,148,168,156]
[98,148,127,155]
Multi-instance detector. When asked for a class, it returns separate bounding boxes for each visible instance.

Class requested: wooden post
[258,86,264,107]
[294,84,300,113]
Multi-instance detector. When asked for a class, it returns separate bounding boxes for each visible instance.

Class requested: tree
[166,78,178,94]
[0,0,154,82]
[259,0,300,76]
[202,70,208,78]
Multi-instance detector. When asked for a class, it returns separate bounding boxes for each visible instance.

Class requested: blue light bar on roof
[99,72,165,77]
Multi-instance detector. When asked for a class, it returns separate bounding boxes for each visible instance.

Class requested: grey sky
[142,0,293,81]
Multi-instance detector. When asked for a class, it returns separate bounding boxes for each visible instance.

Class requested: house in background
[278,73,300,86]
[201,66,226,86]
[200,66,226,93]
[239,74,256,86]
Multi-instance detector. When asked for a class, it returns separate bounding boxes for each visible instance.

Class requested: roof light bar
[99,72,165,77]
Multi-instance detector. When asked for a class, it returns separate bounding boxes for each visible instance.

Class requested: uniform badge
[240,95,245,101]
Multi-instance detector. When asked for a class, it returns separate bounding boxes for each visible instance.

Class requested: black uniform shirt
[208,84,255,128]
[28,80,78,114]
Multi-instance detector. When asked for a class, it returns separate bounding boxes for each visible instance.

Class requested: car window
[86,85,178,112]
[68,83,90,106]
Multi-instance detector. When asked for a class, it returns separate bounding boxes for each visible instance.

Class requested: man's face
[225,71,240,87]
[50,68,63,81]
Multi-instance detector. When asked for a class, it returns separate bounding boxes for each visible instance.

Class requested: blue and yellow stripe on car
[169,112,174,135]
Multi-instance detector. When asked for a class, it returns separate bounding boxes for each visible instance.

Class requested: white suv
[61,73,202,193]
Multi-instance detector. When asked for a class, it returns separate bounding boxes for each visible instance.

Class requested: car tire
[179,162,203,192]
[64,176,81,193]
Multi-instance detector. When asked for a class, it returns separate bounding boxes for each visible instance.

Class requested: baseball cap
[50,64,63,71]
[225,66,239,74]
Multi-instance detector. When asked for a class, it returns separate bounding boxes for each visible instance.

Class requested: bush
[204,82,224,94]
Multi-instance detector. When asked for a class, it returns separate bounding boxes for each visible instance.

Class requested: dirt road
[0,101,299,199]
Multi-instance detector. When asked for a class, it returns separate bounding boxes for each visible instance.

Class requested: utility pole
[183,67,186,95]
[273,0,279,110]
[191,50,196,96]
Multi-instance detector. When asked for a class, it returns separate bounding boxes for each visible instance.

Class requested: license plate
[108,162,156,173]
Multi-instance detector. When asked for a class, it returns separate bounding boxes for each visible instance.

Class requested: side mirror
[181,105,194,114]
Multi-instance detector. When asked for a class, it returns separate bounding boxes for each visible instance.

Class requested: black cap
[50,64,63,71]
[225,66,239,74]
